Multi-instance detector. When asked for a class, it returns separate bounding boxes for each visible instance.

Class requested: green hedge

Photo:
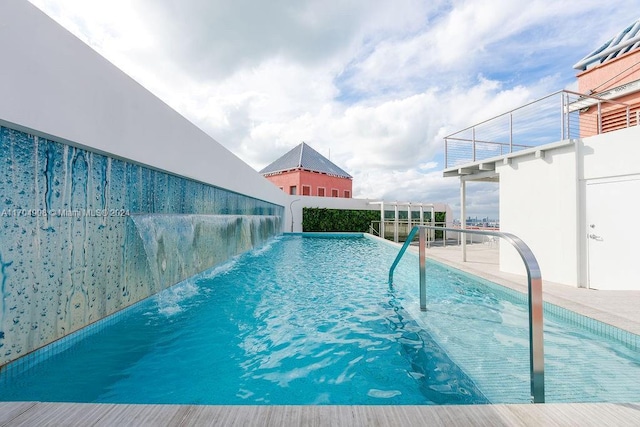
[302,208,447,237]
[302,208,380,232]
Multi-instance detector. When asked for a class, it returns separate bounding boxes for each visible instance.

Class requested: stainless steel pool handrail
[388,226,545,404]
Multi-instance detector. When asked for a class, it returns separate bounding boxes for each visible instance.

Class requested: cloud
[131,0,432,80]
[28,0,640,221]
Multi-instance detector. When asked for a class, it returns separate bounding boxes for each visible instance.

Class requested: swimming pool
[0,234,639,404]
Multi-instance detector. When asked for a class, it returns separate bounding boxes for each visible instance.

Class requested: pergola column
[394,203,399,243]
[380,202,385,238]
[461,179,467,262]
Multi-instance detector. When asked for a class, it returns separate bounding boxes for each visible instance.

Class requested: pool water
[1,234,639,404]
[0,235,486,405]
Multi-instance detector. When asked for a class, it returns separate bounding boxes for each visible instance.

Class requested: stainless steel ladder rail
[388,225,545,404]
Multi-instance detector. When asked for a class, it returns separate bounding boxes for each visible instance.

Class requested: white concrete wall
[582,126,640,180]
[0,0,287,209]
[497,125,640,289]
[497,144,579,285]
[580,126,640,290]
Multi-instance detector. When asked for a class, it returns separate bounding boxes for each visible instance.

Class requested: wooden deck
[2,402,640,426]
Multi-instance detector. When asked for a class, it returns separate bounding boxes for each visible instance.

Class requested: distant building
[260,142,353,198]
[574,19,640,135]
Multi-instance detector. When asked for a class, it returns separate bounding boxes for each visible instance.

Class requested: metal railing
[370,220,446,243]
[444,89,633,168]
[388,225,545,403]
[448,224,500,244]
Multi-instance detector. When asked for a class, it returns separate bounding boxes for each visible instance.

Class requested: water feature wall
[0,125,283,367]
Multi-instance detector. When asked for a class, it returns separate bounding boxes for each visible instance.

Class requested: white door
[586,176,640,290]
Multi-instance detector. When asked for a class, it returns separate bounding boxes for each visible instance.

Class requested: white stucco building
[444,20,640,291]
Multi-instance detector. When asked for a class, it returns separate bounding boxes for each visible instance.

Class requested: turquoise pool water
[0,234,639,404]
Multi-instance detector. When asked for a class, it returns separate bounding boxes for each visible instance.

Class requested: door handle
[588,233,603,241]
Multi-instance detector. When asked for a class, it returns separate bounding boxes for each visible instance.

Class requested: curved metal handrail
[388,226,420,284]
[388,225,545,404]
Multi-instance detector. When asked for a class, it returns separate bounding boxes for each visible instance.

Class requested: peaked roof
[574,19,640,71]
[259,142,352,178]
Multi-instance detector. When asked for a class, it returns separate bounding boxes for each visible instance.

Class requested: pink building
[260,142,353,197]
[574,20,640,135]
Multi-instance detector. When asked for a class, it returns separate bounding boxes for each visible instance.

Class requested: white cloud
[27,0,640,220]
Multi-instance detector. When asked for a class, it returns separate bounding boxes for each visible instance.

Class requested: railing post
[430,206,435,244]
[445,138,449,168]
[509,112,513,153]
[472,127,476,162]
[443,222,447,247]
[461,180,467,261]
[380,203,385,239]
[561,92,566,140]
[566,92,571,139]
[419,227,426,311]
[597,101,602,134]
[394,204,399,243]
[530,273,545,403]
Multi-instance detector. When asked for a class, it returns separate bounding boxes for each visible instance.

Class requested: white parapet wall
[498,142,580,285]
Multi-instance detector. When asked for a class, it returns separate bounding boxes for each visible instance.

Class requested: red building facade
[260,142,352,198]
[574,20,640,135]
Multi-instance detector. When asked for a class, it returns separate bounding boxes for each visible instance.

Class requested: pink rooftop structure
[260,142,353,198]
[574,19,640,135]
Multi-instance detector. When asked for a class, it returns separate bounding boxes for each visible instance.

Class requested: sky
[28,0,639,220]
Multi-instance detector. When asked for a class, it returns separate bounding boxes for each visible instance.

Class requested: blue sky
[29,0,640,220]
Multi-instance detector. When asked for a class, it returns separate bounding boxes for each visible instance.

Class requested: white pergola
[368,201,435,243]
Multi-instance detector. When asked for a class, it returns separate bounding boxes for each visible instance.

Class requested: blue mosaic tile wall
[0,125,283,366]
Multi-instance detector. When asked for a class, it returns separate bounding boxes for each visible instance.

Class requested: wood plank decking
[2,402,640,426]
